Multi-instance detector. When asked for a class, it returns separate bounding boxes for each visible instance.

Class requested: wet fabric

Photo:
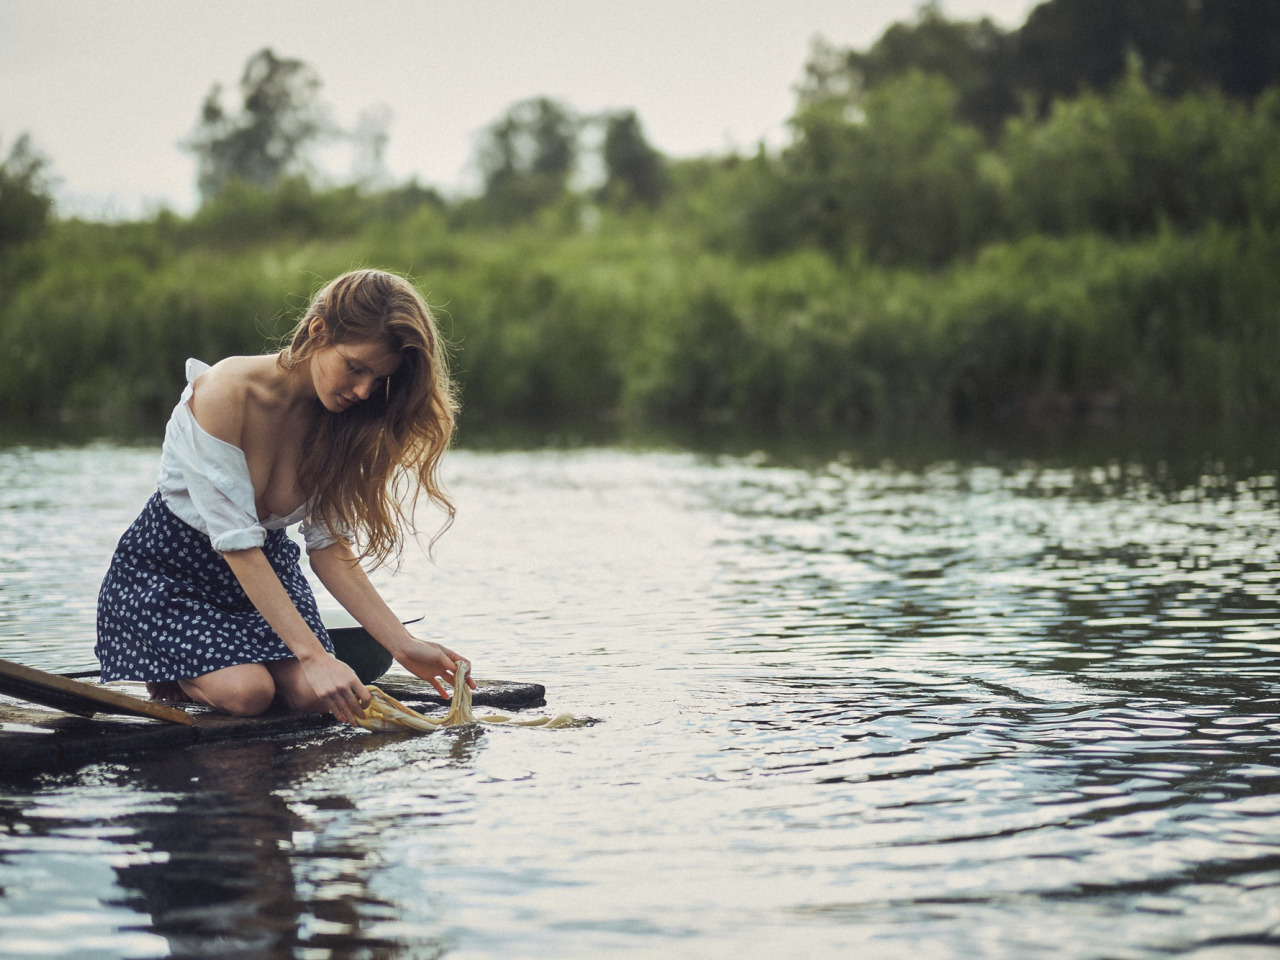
[95,492,332,682]
[355,662,582,731]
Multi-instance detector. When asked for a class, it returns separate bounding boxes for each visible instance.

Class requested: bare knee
[218,684,275,717]
[180,666,276,717]
[266,659,324,714]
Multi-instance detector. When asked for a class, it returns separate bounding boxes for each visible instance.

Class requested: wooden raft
[0,658,546,774]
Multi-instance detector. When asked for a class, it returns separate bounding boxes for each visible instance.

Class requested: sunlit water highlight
[1,441,1278,959]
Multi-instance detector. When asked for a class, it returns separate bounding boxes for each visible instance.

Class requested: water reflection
[0,727,497,959]
[108,739,348,958]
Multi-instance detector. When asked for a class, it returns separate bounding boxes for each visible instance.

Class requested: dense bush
[4,204,1273,435]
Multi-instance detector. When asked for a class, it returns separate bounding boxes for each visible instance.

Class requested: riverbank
[2,212,1277,436]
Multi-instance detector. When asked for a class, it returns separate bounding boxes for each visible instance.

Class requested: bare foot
[146,681,194,703]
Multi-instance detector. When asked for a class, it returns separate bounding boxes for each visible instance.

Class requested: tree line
[1,0,1278,437]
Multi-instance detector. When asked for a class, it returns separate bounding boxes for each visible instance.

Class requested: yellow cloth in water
[354,661,579,732]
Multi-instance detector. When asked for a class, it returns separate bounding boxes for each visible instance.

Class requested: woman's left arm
[309,541,473,698]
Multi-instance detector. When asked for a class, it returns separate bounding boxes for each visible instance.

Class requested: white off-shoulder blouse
[156,358,344,553]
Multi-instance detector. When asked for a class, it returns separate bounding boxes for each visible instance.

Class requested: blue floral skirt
[95,492,332,682]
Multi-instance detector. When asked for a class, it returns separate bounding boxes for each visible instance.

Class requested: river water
[1,433,1278,959]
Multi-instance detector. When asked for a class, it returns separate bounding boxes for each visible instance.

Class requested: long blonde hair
[279,269,457,565]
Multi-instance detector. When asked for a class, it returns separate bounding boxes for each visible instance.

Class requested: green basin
[328,625,394,684]
[321,610,419,684]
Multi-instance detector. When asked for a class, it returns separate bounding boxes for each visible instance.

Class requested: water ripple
[1,443,1279,958]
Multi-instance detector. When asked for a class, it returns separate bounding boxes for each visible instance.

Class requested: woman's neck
[270,352,323,415]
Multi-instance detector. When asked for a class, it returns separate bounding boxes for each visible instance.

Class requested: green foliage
[600,110,667,208]
[820,0,1280,139]
[0,185,1276,434]
[472,97,580,224]
[749,52,1280,265]
[0,213,312,427]
[0,133,54,252]
[835,2,1017,138]
[2,6,1278,438]
[757,71,1001,265]
[1016,0,1280,106]
[1003,65,1279,236]
[661,153,772,255]
[938,225,1280,419]
[183,177,371,245]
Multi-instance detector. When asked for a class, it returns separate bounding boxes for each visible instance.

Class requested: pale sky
[0,0,1039,219]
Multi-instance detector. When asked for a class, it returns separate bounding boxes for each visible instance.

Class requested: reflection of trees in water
[107,727,483,958]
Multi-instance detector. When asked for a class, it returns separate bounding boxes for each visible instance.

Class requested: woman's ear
[308,316,326,340]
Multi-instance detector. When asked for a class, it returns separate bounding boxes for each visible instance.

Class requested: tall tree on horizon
[0,132,54,251]
[816,0,1280,139]
[600,110,667,208]
[474,96,580,222]
[185,48,331,204]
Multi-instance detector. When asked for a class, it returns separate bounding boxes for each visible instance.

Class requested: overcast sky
[0,0,1039,219]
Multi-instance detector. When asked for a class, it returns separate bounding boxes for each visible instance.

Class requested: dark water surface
[1,435,1278,959]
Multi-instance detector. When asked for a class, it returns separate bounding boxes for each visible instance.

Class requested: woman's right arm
[309,540,472,698]
[221,546,370,724]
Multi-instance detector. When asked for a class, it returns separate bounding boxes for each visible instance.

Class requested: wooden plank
[0,658,195,726]
[377,674,546,710]
[0,701,328,775]
[0,673,550,774]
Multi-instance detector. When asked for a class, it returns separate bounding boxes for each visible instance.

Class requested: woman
[96,268,470,725]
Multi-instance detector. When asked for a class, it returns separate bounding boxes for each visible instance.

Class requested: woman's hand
[299,650,370,725]
[308,544,474,701]
[394,638,474,699]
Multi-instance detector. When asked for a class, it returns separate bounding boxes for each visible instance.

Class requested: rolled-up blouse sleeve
[300,510,351,553]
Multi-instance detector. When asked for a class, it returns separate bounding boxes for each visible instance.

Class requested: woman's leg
[265,658,328,714]
[145,681,193,703]
[179,663,276,717]
[173,660,334,718]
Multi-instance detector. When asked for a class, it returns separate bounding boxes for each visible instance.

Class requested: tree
[1003,62,1274,237]
[349,105,393,188]
[761,70,999,265]
[0,133,53,250]
[475,97,579,222]
[1193,0,1280,99]
[186,48,331,203]
[801,0,1280,147]
[600,110,667,207]
[1012,0,1280,110]
[840,2,1017,139]
[1013,0,1194,111]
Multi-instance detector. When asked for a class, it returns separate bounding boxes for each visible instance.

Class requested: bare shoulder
[189,355,278,447]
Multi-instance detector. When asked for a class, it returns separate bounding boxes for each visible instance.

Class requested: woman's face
[310,334,403,414]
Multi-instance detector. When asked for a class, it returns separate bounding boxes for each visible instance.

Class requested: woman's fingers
[329,690,355,724]
[441,649,476,690]
[316,664,368,725]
